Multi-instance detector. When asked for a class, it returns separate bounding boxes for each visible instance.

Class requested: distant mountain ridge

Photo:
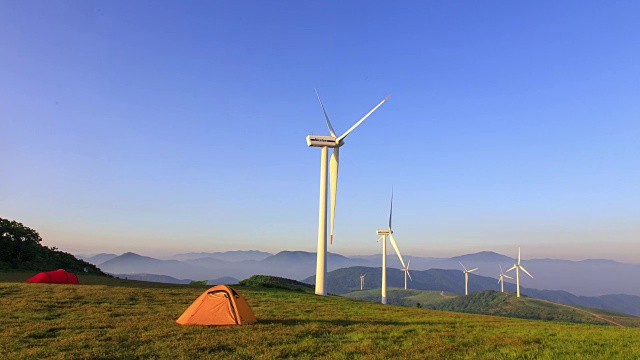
[77,249,640,297]
[449,251,513,263]
[77,253,118,265]
[112,273,239,285]
[169,250,272,262]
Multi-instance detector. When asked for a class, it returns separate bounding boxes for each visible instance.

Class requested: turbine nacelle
[376,229,393,235]
[306,135,343,148]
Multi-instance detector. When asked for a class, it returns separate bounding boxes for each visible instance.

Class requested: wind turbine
[403,260,412,290]
[376,190,408,304]
[506,247,534,297]
[307,90,392,296]
[360,273,367,290]
[459,262,478,296]
[498,264,513,293]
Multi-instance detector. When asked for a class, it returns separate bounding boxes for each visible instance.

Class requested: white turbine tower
[376,191,408,304]
[506,247,534,298]
[307,90,392,296]
[403,260,412,290]
[360,273,367,290]
[498,264,513,293]
[459,262,478,296]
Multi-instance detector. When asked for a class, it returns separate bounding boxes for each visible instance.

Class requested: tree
[0,217,43,263]
[0,217,106,275]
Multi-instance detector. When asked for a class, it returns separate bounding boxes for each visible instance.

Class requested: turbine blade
[503,274,513,279]
[469,268,478,272]
[329,147,339,244]
[407,270,412,281]
[518,247,521,265]
[388,188,393,229]
[407,259,410,269]
[315,88,336,138]
[506,265,516,273]
[499,264,503,273]
[337,94,392,142]
[377,235,384,242]
[520,266,535,279]
[459,262,468,271]
[497,277,501,285]
[389,233,407,269]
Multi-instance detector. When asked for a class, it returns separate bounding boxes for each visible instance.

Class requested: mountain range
[77,250,640,297]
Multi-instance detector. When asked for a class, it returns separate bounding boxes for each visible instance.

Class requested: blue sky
[2,1,639,262]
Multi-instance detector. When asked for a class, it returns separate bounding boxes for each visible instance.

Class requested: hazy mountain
[169,250,272,262]
[402,251,640,297]
[303,266,640,317]
[254,251,370,280]
[77,253,118,265]
[113,273,195,284]
[87,249,640,298]
[449,251,513,263]
[96,251,369,282]
[519,258,640,297]
[99,252,215,280]
[112,273,239,285]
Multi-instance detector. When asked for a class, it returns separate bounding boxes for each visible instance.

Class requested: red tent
[25,269,79,284]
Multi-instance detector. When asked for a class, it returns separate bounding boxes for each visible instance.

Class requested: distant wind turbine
[498,264,513,293]
[376,190,408,304]
[307,89,392,296]
[459,262,478,296]
[506,247,534,297]
[403,260,412,290]
[360,273,367,290]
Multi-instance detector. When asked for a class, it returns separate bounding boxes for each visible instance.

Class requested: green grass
[347,287,640,327]
[2,272,640,359]
[343,288,457,307]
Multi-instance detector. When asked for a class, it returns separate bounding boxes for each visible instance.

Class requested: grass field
[2,272,640,359]
[343,288,457,306]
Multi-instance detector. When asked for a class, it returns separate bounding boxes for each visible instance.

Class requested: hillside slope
[2,272,640,359]
[343,288,640,327]
[304,266,640,316]
[426,290,638,326]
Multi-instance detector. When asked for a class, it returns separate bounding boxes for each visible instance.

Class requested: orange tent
[176,285,257,326]
[25,269,79,284]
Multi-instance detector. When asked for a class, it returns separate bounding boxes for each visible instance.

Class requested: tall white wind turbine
[360,273,367,290]
[459,262,478,296]
[307,90,392,296]
[498,264,513,293]
[376,191,409,304]
[403,260,412,290]
[506,247,534,297]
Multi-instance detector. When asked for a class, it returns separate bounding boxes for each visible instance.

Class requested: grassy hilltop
[2,272,640,359]
[343,288,640,327]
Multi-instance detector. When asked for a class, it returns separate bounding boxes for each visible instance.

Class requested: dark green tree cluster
[0,217,105,275]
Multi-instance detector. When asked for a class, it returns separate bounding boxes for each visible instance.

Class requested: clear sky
[2,1,639,263]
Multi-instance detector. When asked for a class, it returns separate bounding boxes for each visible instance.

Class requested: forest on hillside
[0,217,104,275]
